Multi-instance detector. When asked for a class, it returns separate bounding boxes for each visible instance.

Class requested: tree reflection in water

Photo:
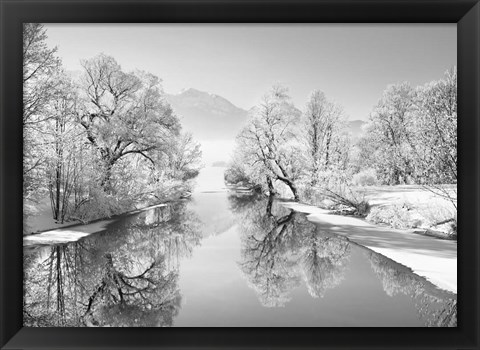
[301,227,350,298]
[230,194,351,307]
[367,251,457,327]
[24,196,457,327]
[231,193,456,327]
[82,253,180,327]
[24,202,202,327]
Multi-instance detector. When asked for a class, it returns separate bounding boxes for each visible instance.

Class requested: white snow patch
[23,203,169,246]
[23,230,93,246]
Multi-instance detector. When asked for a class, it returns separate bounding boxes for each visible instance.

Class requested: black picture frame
[1,0,478,349]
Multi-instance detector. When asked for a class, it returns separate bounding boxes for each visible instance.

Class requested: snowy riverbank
[281,202,457,293]
[23,166,228,244]
[23,203,167,247]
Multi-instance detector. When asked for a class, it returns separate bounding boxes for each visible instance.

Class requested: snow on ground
[23,219,115,246]
[360,185,455,212]
[360,185,457,235]
[24,198,79,234]
[23,166,227,246]
[23,203,167,246]
[281,202,457,293]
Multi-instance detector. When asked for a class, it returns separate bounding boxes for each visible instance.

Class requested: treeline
[225,69,457,208]
[23,24,202,229]
[356,71,457,187]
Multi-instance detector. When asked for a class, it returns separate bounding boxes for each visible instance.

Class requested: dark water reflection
[236,195,351,306]
[24,189,456,327]
[24,203,200,327]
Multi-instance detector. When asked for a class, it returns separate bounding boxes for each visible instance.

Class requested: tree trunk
[274,161,300,201]
[100,167,112,191]
[310,166,318,187]
[55,164,61,220]
[100,158,117,192]
[289,182,299,201]
[266,194,274,216]
[325,126,332,168]
[266,176,276,195]
[52,117,62,221]
[311,124,319,185]
[278,177,299,201]
[391,168,401,185]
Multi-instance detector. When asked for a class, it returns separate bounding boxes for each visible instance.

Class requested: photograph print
[23,24,457,327]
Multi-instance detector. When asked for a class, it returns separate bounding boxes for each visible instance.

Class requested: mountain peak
[176,87,208,96]
[165,89,248,140]
[176,88,225,100]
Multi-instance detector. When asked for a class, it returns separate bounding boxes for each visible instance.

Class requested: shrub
[224,166,250,185]
[355,200,372,216]
[419,203,455,226]
[366,203,413,229]
[72,187,129,223]
[323,185,371,217]
[299,185,326,206]
[449,215,457,238]
[352,168,379,186]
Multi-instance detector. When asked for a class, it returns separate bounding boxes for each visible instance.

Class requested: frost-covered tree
[234,85,302,199]
[23,23,61,199]
[359,83,416,184]
[23,28,203,230]
[358,69,456,191]
[78,54,181,191]
[301,90,350,186]
[166,133,202,182]
[407,68,457,208]
[43,73,82,223]
[224,148,257,187]
[23,23,61,127]
[412,68,457,185]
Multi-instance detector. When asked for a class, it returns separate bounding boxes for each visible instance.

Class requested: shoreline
[23,202,170,247]
[23,185,458,294]
[281,201,457,294]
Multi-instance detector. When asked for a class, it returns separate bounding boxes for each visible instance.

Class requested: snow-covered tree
[43,73,82,222]
[233,85,303,199]
[23,23,61,199]
[359,83,416,184]
[412,68,457,185]
[166,132,202,182]
[358,69,456,191]
[301,90,350,186]
[77,54,181,191]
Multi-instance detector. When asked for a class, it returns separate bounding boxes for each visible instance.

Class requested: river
[23,167,457,327]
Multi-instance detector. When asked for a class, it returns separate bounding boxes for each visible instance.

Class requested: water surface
[23,167,457,327]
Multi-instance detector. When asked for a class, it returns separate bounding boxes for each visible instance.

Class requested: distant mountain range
[165,88,248,140]
[166,87,366,143]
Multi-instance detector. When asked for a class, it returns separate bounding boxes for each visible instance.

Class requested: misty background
[44,24,456,165]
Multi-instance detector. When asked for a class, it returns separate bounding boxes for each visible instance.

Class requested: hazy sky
[44,24,456,121]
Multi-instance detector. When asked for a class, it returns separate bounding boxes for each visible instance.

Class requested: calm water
[23,167,457,327]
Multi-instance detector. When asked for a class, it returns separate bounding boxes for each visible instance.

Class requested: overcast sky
[44,24,456,121]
